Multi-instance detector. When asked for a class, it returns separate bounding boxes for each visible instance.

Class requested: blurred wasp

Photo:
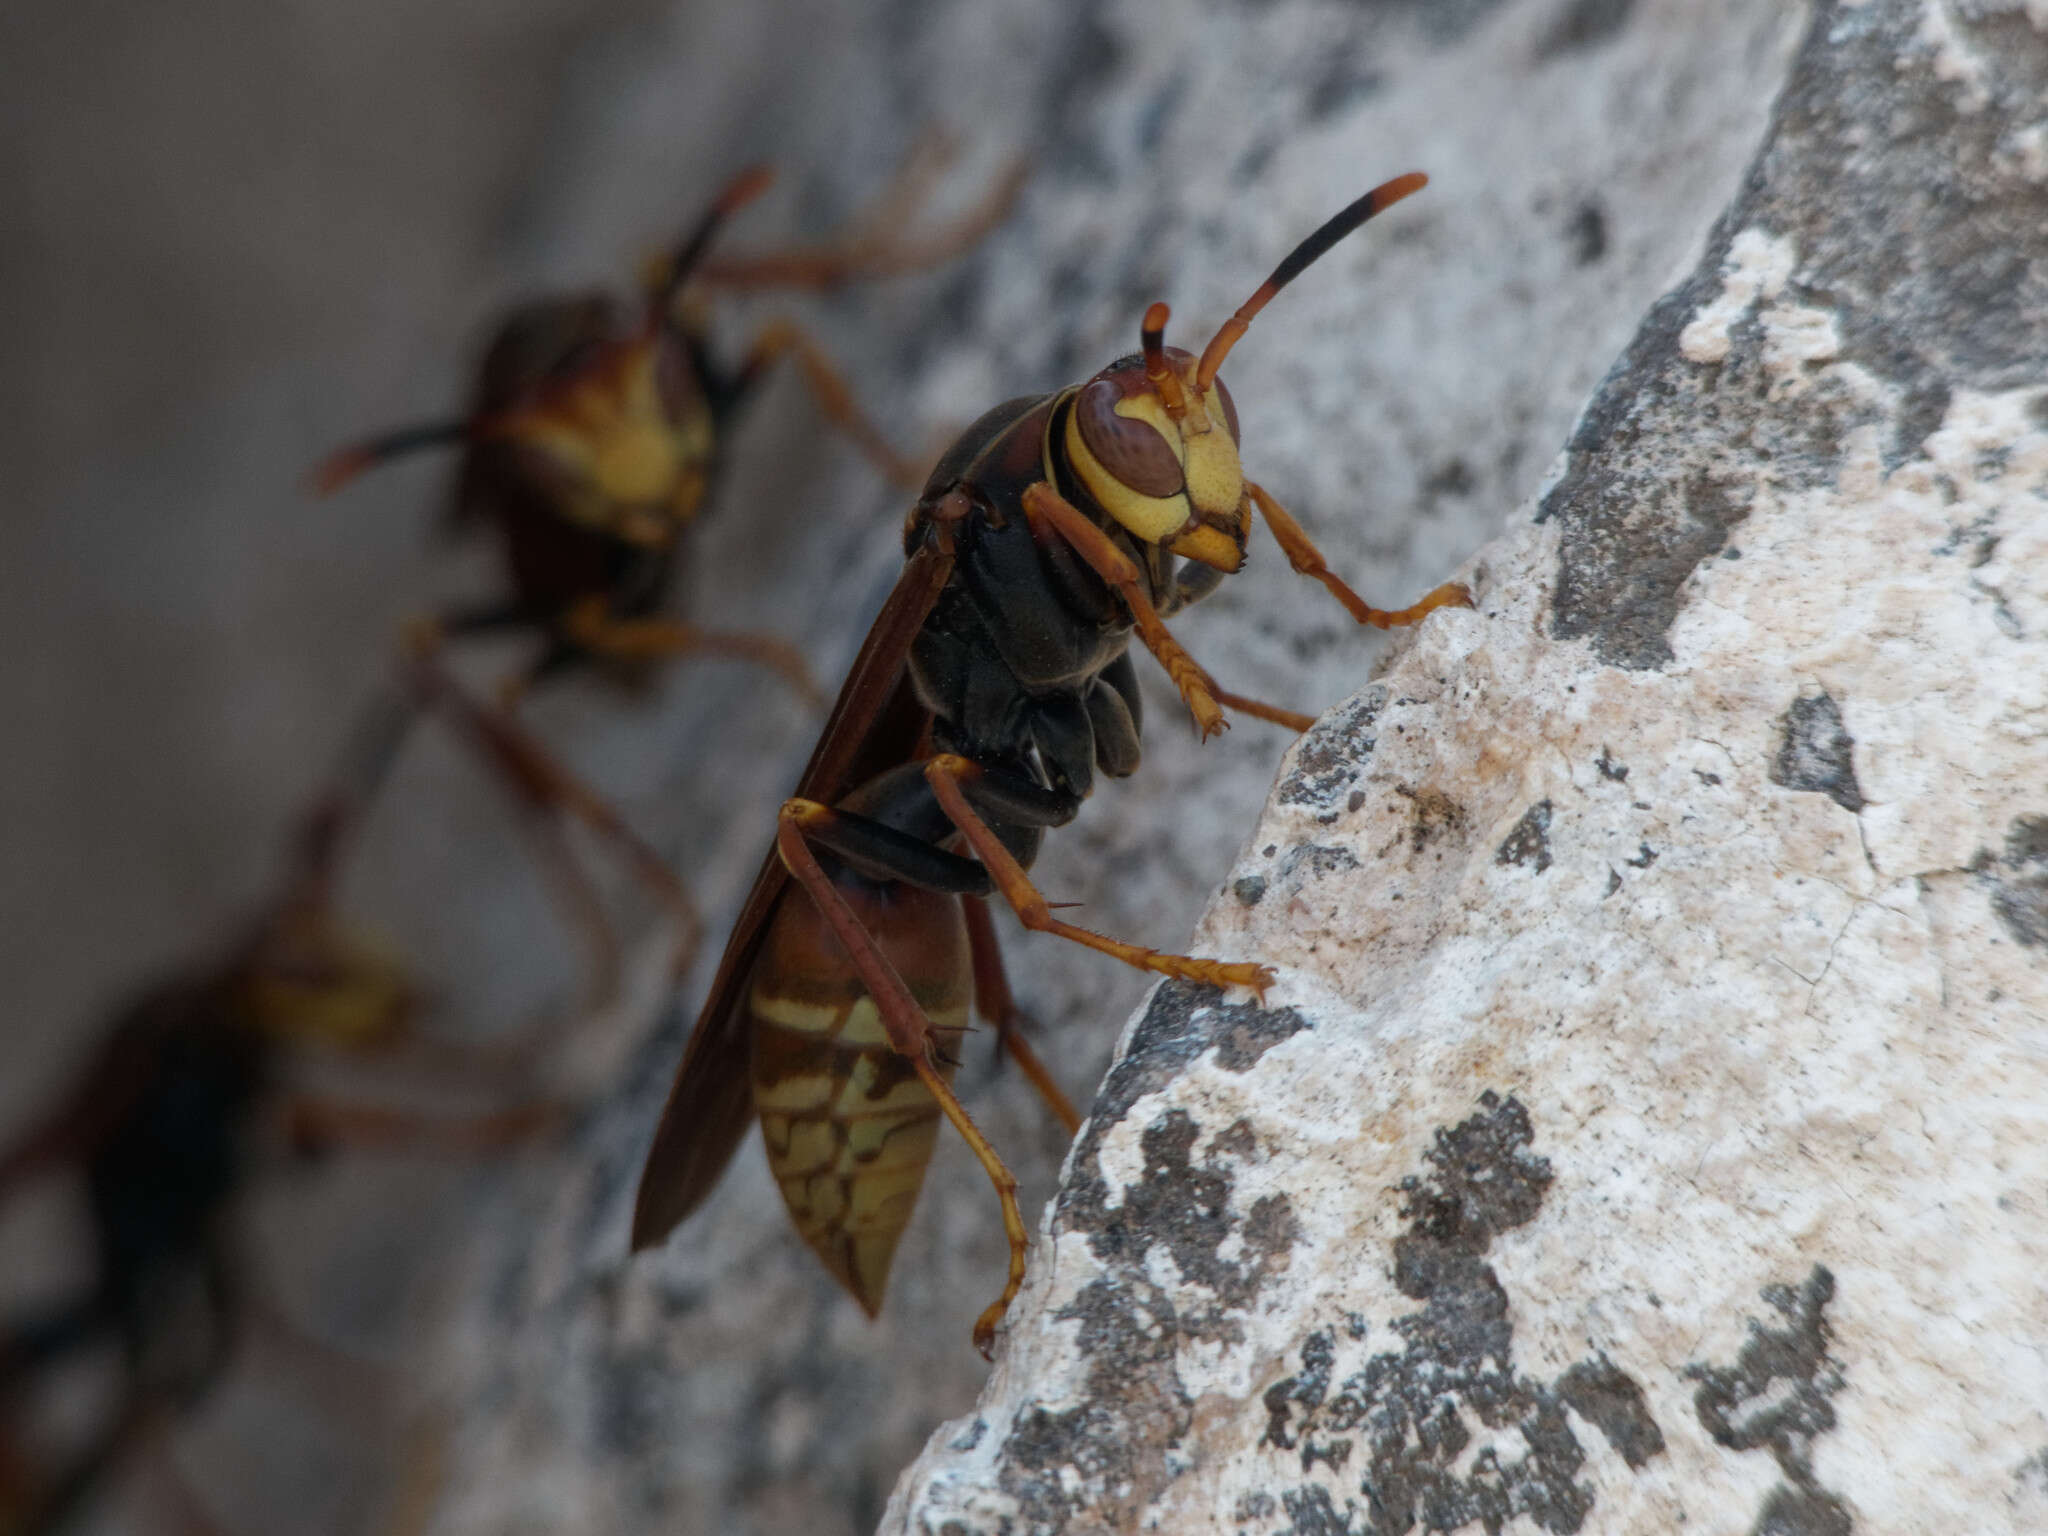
[313,146,1022,999]
[315,142,1025,706]
[0,664,600,1535]
[630,173,1471,1353]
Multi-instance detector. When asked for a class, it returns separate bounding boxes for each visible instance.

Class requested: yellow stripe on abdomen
[746,879,974,1316]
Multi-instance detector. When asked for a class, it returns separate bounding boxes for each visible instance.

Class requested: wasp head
[1064,305,1249,572]
[1064,172,1430,573]
[484,331,714,548]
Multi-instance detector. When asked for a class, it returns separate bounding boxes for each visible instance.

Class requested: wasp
[0,674,583,1535]
[314,146,1024,707]
[629,173,1470,1353]
[312,150,1022,997]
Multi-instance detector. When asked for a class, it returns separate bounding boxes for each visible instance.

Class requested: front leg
[1019,482,1229,738]
[1246,480,1473,627]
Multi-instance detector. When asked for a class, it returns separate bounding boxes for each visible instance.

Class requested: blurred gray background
[0,0,1803,1531]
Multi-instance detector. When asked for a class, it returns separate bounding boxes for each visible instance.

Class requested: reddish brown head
[1063,172,1428,572]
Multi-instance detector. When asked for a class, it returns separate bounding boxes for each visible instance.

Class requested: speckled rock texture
[883,1,2048,1532]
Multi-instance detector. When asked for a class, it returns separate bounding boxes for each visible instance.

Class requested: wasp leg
[1019,482,1229,738]
[1151,569,1318,731]
[775,800,1028,1355]
[402,641,703,982]
[279,1094,563,1156]
[559,595,825,706]
[925,755,1276,998]
[1205,686,1315,733]
[732,319,925,491]
[1246,480,1473,628]
[696,149,1026,293]
[962,895,1081,1135]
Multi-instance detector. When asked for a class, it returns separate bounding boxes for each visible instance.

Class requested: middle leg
[924,755,1275,997]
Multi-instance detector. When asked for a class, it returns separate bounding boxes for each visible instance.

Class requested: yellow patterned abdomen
[748,880,971,1315]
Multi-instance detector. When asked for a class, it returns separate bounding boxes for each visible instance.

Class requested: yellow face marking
[1182,389,1244,517]
[1065,396,1185,542]
[1066,366,1246,551]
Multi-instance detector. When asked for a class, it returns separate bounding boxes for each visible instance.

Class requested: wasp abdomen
[747,881,970,1314]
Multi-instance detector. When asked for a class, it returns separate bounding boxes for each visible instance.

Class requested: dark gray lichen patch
[1685,1266,1850,1535]
[1769,691,1865,813]
[1984,814,2048,947]
[1279,687,1387,814]
[1495,800,1555,873]
[1004,1112,1299,1529]
[1001,986,1308,1530]
[1077,983,1313,1134]
[1541,0,2048,669]
[1260,1095,1664,1533]
[1279,843,1364,892]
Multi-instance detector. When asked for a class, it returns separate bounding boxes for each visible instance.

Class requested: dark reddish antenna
[657,163,775,312]
[1194,171,1427,391]
[1140,302,1189,419]
[309,421,472,495]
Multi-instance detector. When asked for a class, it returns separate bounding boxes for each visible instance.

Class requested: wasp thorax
[1065,348,1249,572]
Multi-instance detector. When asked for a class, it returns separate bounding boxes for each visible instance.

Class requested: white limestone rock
[883,1,2048,1530]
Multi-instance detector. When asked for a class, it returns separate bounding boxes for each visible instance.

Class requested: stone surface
[885,1,2048,1531]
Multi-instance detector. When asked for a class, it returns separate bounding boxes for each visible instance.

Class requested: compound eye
[1075,379,1183,498]
[1211,377,1241,443]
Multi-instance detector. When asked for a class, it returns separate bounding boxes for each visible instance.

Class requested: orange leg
[1246,480,1473,628]
[695,143,1027,292]
[403,639,703,981]
[1206,685,1315,733]
[738,319,925,491]
[1020,482,1228,738]
[776,802,1028,1355]
[558,597,825,707]
[926,756,1275,998]
[962,896,1081,1134]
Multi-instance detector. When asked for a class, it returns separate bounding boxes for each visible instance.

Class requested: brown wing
[629,534,956,1249]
